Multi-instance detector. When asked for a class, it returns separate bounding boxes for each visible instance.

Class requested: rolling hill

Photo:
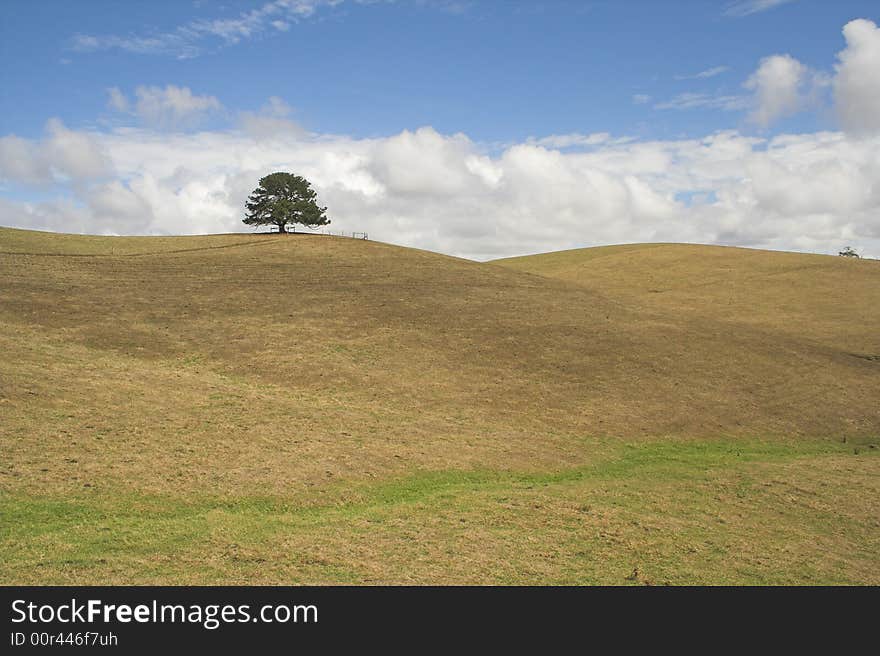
[493,242,880,356]
[1,228,878,584]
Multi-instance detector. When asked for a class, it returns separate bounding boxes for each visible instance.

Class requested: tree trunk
[277,222,286,234]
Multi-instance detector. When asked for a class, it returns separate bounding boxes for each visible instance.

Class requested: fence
[267,226,368,240]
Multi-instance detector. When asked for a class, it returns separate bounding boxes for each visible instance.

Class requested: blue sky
[1,0,875,141]
[1,0,879,259]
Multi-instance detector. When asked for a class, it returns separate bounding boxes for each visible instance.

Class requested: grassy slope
[493,243,880,355]
[2,228,878,584]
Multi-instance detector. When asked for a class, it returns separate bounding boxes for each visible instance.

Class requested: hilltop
[494,243,880,355]
[1,228,878,584]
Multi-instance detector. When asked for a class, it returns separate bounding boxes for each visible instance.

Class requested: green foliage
[243,172,329,233]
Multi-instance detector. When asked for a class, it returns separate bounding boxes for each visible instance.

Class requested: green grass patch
[3,437,876,585]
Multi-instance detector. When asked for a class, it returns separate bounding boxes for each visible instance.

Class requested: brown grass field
[1,227,878,584]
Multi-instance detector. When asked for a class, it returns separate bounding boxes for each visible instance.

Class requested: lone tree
[243,172,329,233]
[838,246,860,258]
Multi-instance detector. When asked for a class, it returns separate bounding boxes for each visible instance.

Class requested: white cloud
[654,17,874,132]
[71,33,201,60]
[3,118,879,260]
[654,92,748,111]
[743,54,813,127]
[238,97,306,139]
[0,118,111,185]
[88,180,155,226]
[833,19,880,135]
[675,66,729,80]
[108,86,222,129]
[107,87,130,112]
[0,135,46,184]
[738,18,880,133]
[368,127,495,196]
[42,119,112,181]
[527,133,611,149]
[0,197,98,235]
[723,0,796,17]
[72,1,347,58]
[632,94,651,105]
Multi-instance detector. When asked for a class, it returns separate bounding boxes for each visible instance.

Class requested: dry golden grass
[494,242,880,355]
[1,228,878,584]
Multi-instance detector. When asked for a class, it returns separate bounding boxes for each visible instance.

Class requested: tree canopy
[243,172,329,233]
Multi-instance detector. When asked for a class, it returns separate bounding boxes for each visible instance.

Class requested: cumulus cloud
[0,135,46,184]
[369,127,498,197]
[740,19,879,133]
[744,54,810,126]
[238,97,306,139]
[2,117,879,259]
[88,180,155,225]
[108,85,222,129]
[0,197,98,234]
[834,19,880,135]
[0,118,111,185]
